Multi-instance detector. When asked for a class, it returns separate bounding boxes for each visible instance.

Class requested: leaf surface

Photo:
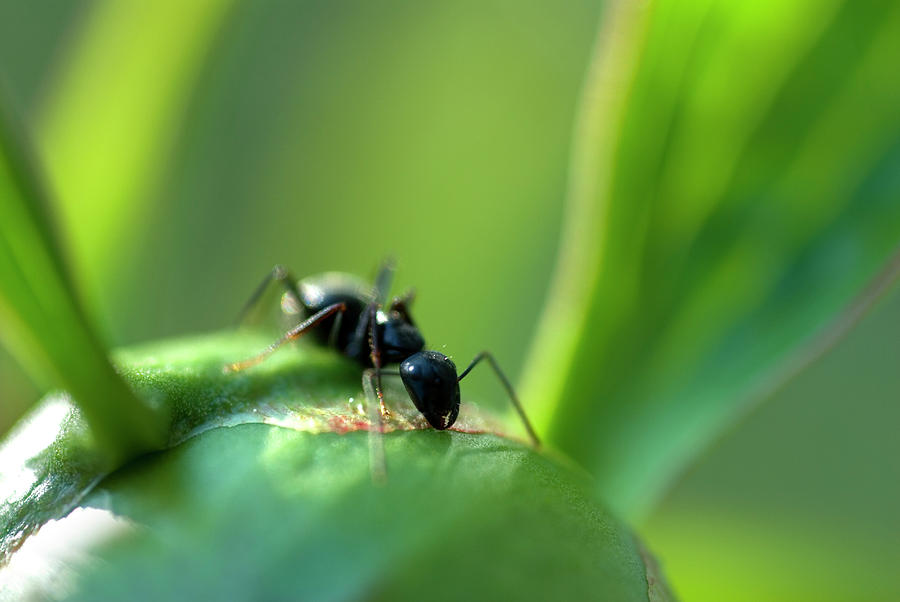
[0,332,673,601]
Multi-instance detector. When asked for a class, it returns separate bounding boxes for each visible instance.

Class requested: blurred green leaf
[524,0,900,517]
[44,0,601,406]
[0,96,160,457]
[0,332,671,601]
[644,283,900,601]
[643,507,900,602]
[37,0,235,325]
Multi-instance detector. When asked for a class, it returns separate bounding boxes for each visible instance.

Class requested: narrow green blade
[0,98,162,458]
[525,0,900,517]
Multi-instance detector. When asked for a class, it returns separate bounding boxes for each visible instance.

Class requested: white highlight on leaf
[0,398,72,503]
[0,507,135,601]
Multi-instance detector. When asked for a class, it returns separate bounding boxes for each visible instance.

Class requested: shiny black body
[295,273,453,428]
[399,351,461,430]
[295,273,370,352]
[230,264,539,444]
[295,273,424,366]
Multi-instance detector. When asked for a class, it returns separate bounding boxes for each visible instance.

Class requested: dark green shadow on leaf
[71,427,662,601]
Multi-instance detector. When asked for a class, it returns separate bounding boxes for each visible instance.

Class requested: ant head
[399,350,460,430]
[377,310,425,363]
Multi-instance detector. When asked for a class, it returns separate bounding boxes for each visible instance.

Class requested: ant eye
[399,351,460,430]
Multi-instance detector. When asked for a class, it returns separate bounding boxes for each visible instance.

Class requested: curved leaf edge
[1,330,528,566]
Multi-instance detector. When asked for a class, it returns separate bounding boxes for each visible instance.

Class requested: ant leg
[360,369,403,483]
[327,310,344,349]
[362,368,387,484]
[458,352,541,447]
[367,303,391,419]
[343,297,375,363]
[234,264,304,327]
[389,289,417,325]
[225,302,347,372]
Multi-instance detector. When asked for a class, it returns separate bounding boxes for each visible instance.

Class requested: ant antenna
[458,352,541,447]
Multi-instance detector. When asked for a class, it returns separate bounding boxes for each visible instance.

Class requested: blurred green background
[1,1,898,600]
[0,0,601,423]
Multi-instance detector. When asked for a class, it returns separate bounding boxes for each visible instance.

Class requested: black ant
[225,262,540,452]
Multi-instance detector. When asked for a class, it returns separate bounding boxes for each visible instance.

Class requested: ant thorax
[376,310,425,364]
[297,272,372,313]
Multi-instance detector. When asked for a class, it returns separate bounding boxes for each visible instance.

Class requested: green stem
[0,92,164,462]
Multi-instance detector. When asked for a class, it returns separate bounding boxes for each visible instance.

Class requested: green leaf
[644,507,900,602]
[0,332,673,601]
[0,95,161,458]
[0,332,340,563]
[523,0,900,517]
[71,429,658,600]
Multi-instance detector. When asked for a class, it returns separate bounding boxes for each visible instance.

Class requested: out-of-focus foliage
[523,0,900,517]
[32,0,601,385]
[0,0,899,600]
[644,284,900,601]
[0,0,601,435]
[0,0,92,431]
[0,334,668,601]
[0,97,161,459]
[38,0,236,324]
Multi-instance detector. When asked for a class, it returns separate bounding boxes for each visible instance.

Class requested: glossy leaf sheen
[0,333,671,601]
[524,0,900,517]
